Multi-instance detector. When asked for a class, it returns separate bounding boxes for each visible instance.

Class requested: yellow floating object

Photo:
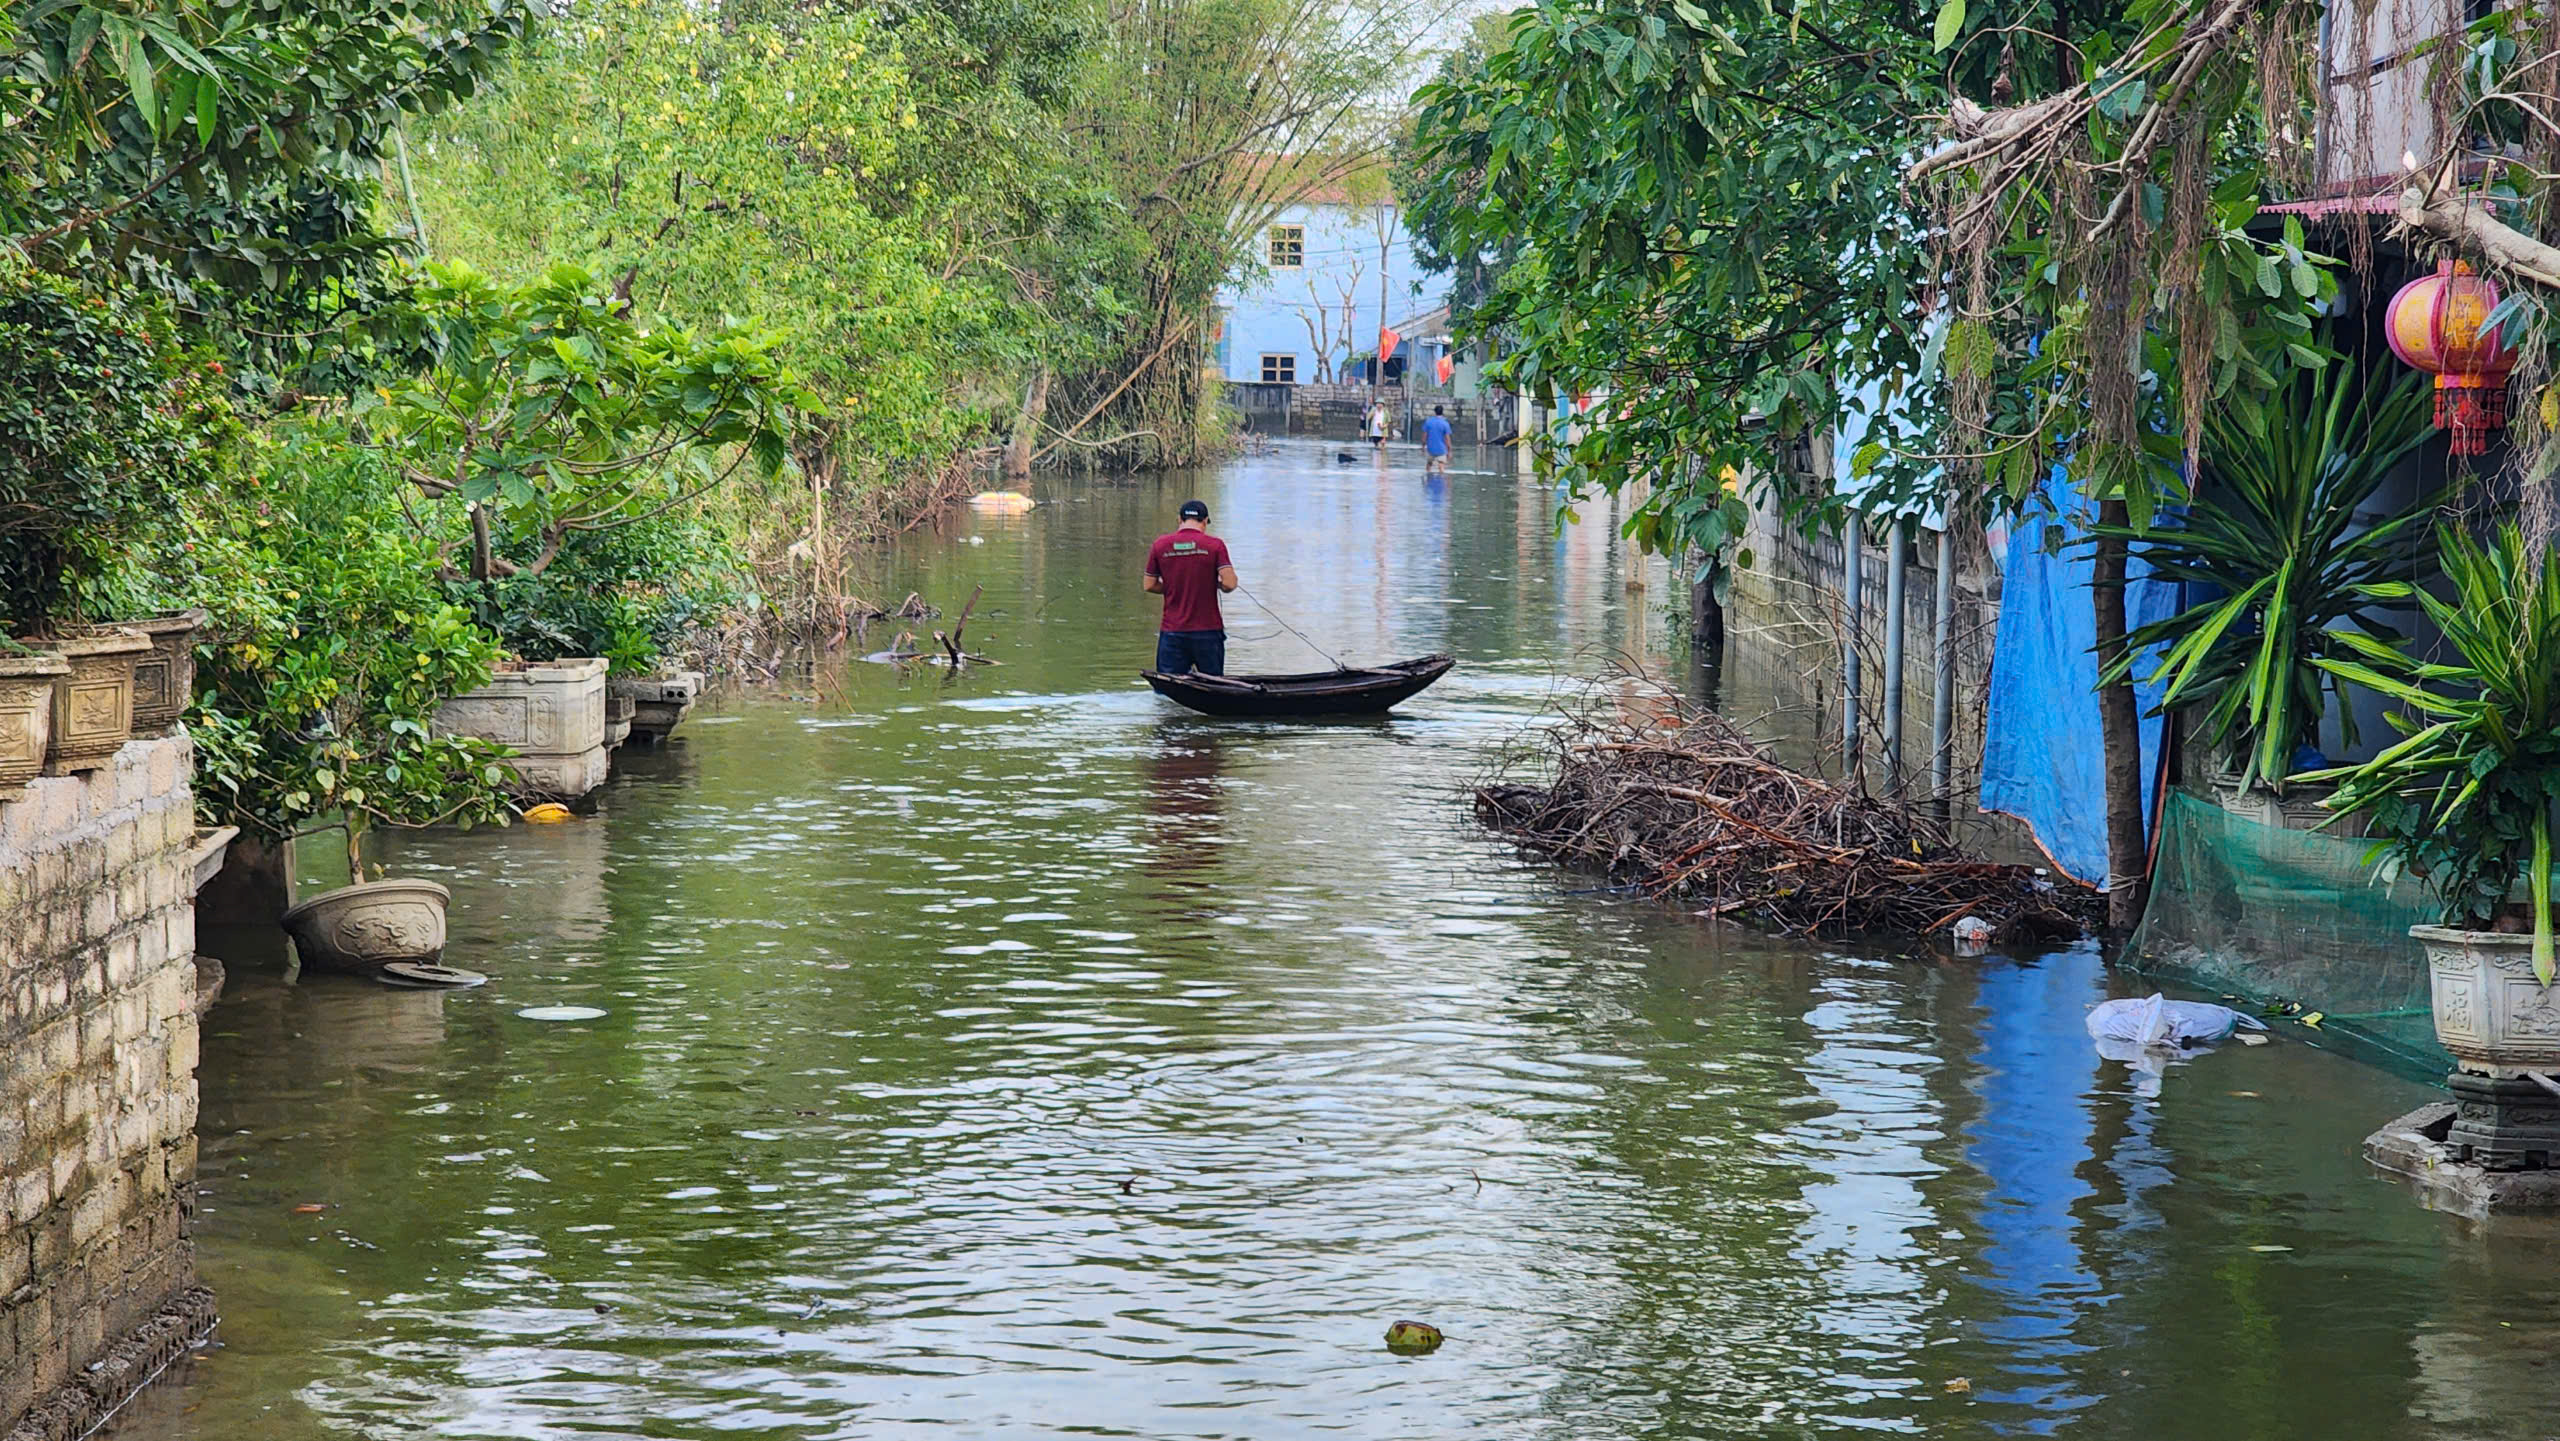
[523,803,575,824]
[1383,1320,1443,1355]
[967,490,1036,512]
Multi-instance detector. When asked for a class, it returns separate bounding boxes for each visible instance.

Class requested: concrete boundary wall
[1,736,212,1440]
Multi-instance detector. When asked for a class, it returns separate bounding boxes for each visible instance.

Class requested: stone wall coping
[489,656,607,685]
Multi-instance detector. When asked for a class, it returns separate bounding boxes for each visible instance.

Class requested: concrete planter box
[620,670,703,745]
[606,689,635,749]
[0,652,69,804]
[282,877,451,975]
[43,629,149,776]
[123,608,208,735]
[432,657,610,798]
[2417,925,2560,1078]
[187,825,239,894]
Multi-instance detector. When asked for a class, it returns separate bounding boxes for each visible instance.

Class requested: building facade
[1214,196,1446,390]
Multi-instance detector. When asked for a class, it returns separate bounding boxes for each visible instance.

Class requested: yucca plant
[2100,363,2439,790]
[2304,524,2560,983]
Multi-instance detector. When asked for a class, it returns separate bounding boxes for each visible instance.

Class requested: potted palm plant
[2305,523,2560,1085]
[2104,363,2437,827]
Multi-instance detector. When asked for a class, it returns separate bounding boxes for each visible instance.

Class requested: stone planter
[605,690,635,749]
[281,877,452,975]
[432,657,610,798]
[0,652,69,804]
[2416,925,2560,1078]
[122,609,208,735]
[621,670,703,745]
[41,629,149,776]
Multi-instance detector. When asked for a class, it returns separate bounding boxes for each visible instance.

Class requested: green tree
[1410,0,2338,925]
[0,259,232,628]
[1,0,530,387]
[357,262,807,587]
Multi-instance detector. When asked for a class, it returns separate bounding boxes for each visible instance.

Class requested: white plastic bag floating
[2086,993,2266,1049]
[2086,993,2266,1095]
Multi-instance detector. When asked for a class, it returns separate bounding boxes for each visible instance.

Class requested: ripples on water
[128,445,2560,1440]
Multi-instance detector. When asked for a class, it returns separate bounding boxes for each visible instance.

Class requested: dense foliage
[469,512,748,673]
[412,1,1075,479]
[2310,526,2560,981]
[0,261,230,628]
[3,0,530,390]
[1406,0,2358,925]
[358,261,805,584]
[2104,364,2439,791]
[94,427,514,844]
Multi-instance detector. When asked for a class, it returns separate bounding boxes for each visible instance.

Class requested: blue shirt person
[1422,406,1453,472]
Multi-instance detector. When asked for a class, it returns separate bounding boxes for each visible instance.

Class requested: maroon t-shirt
[1146,529,1232,633]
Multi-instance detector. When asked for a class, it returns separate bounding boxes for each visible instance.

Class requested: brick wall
[1,736,213,1441]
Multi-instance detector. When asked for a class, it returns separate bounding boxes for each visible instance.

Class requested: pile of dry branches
[1475,690,2094,942]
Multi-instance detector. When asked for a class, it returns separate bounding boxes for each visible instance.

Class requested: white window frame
[1267,224,1305,269]
[1259,353,1297,383]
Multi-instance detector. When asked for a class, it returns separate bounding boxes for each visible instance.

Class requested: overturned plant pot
[620,670,704,745]
[432,657,610,798]
[42,628,150,776]
[0,651,70,804]
[123,608,209,735]
[2417,925,2560,1078]
[282,878,452,975]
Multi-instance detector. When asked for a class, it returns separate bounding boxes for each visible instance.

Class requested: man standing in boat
[1144,498,1238,675]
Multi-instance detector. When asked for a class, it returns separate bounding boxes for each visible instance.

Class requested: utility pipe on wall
[1931,521,1958,823]
[1842,511,1864,768]
[1882,516,1908,793]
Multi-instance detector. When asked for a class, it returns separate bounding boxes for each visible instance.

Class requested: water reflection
[1137,721,1228,889]
[134,441,2547,1441]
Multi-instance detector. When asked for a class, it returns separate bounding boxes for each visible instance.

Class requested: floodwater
[125,441,2560,1439]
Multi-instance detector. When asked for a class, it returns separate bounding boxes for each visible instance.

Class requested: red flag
[1435,354,1455,385]
[1378,326,1402,364]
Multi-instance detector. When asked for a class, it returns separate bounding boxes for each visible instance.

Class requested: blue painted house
[1214,178,1448,387]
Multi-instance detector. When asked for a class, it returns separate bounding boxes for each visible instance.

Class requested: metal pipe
[1931,520,1958,820]
[1882,515,1908,794]
[1842,510,1864,767]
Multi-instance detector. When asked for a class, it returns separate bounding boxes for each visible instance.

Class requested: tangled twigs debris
[1474,680,2095,941]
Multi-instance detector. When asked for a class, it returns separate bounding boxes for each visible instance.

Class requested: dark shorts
[1156,630,1226,676]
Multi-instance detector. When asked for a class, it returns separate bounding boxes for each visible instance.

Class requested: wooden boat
[1141,655,1455,718]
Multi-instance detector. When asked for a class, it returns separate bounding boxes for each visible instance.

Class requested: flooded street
[134,442,2560,1438]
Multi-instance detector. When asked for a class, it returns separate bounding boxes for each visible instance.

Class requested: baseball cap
[1178,499,1210,520]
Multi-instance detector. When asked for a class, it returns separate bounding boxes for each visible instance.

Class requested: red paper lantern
[2385,259,2516,456]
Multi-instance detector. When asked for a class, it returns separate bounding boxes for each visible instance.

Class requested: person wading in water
[1143,499,1238,674]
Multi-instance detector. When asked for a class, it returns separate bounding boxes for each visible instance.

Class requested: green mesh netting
[2129,789,2449,1076]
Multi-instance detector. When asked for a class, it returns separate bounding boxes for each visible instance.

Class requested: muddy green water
[120,443,2560,1439]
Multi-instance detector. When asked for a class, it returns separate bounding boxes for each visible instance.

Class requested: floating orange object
[293,1203,326,1213]
[2385,259,2516,456]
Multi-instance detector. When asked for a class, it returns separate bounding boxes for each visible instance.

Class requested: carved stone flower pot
[621,670,703,745]
[2416,926,2560,1078]
[281,878,452,975]
[0,652,70,804]
[431,657,610,798]
[42,629,149,776]
[605,689,635,749]
[123,608,208,735]
[2207,763,2362,836]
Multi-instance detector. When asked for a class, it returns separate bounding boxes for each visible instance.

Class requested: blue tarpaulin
[1979,470,2180,887]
